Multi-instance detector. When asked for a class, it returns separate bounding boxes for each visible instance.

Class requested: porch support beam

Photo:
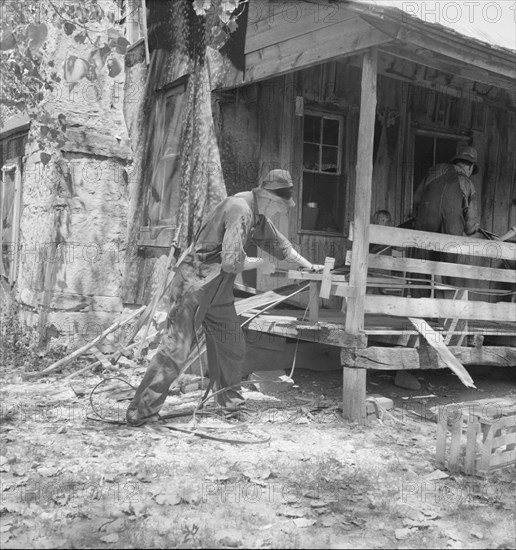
[342,48,378,423]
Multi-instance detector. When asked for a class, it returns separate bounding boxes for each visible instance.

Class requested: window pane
[301,172,342,232]
[303,143,320,171]
[303,115,320,143]
[321,146,338,173]
[323,118,339,146]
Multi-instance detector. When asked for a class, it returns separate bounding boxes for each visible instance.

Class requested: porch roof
[242,0,516,90]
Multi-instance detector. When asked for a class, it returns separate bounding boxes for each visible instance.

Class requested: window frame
[1,159,22,284]
[138,77,187,249]
[299,109,346,236]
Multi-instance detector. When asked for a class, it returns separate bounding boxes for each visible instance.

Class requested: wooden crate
[436,400,516,476]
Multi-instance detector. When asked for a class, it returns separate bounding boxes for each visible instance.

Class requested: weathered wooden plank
[409,317,475,387]
[368,253,516,284]
[245,17,391,83]
[341,346,516,370]
[365,295,516,323]
[465,416,479,475]
[319,257,336,299]
[342,366,367,423]
[309,281,320,322]
[245,1,357,54]
[244,317,368,348]
[345,48,378,330]
[448,408,463,472]
[436,413,448,467]
[378,44,516,101]
[353,224,516,262]
[401,28,516,86]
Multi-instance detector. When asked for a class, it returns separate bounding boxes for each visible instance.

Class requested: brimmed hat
[451,145,479,175]
[259,170,295,208]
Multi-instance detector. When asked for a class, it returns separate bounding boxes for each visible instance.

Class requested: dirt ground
[0,362,515,549]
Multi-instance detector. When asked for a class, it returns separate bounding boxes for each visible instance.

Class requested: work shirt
[183,189,291,286]
[413,163,480,236]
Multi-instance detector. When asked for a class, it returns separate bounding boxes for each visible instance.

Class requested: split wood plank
[408,317,475,388]
[30,306,146,377]
[365,295,516,323]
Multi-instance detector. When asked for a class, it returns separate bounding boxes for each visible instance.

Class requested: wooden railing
[348,223,516,324]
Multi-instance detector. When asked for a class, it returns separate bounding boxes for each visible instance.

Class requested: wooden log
[30,306,146,377]
[364,295,516,323]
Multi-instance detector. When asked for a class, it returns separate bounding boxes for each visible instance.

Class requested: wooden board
[245,16,391,82]
[345,49,378,333]
[350,223,516,262]
[365,295,516,323]
[244,317,367,348]
[341,346,516,370]
[368,253,516,284]
[409,318,475,388]
[245,1,357,54]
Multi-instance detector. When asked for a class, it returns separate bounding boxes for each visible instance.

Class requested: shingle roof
[352,0,516,53]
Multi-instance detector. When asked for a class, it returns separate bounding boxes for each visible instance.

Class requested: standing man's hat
[450,145,479,175]
[259,169,295,208]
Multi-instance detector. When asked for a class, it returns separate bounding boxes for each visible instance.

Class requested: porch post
[342,48,378,422]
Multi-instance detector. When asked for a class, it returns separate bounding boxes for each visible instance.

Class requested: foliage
[192,0,248,49]
[0,0,128,158]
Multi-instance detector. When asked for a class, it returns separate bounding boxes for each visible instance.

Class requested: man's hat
[259,170,295,208]
[451,145,479,175]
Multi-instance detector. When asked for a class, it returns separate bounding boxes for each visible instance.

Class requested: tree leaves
[40,152,51,165]
[63,22,76,36]
[26,23,48,54]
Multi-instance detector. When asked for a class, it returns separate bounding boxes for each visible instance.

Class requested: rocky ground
[0,364,515,549]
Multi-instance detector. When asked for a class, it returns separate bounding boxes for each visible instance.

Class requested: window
[1,162,22,284]
[301,111,345,233]
[139,79,186,247]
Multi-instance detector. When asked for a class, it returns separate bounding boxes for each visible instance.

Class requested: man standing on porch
[126,170,324,426]
[410,145,481,298]
[413,145,480,237]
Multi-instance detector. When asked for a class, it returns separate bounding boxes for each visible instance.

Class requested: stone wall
[15,17,133,350]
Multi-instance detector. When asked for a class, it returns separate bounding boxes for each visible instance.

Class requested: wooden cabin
[121,0,516,421]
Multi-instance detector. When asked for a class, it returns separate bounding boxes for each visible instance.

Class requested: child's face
[377,214,391,226]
